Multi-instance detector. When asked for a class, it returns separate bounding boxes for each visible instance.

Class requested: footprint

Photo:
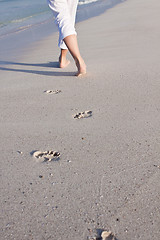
[44,90,61,94]
[33,150,60,163]
[87,230,116,240]
[73,110,92,119]
[101,231,116,240]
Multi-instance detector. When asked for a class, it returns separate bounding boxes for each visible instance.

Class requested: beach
[0,0,160,239]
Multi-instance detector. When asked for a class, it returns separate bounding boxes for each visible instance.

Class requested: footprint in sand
[33,150,60,163]
[44,90,61,94]
[101,231,116,240]
[87,230,116,240]
[73,110,92,119]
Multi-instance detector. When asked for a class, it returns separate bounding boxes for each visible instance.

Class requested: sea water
[0,0,51,37]
[0,0,126,38]
[0,0,125,61]
[0,0,100,38]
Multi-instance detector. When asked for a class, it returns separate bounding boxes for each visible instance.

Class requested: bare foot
[75,58,87,77]
[59,55,70,68]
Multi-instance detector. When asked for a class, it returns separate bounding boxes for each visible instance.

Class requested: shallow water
[0,0,100,38]
[0,0,126,61]
[0,0,51,37]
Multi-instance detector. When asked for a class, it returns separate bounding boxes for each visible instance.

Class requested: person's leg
[48,0,73,68]
[59,49,70,68]
[47,0,86,75]
[59,0,78,69]
[63,34,86,76]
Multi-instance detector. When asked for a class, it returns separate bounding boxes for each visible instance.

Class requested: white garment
[47,0,78,49]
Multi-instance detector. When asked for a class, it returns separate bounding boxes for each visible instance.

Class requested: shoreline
[0,0,125,62]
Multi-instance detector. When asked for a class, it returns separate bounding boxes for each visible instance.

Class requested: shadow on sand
[0,61,75,77]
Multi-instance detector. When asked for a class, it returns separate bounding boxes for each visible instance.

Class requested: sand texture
[0,0,160,239]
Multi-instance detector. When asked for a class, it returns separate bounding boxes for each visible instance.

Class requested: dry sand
[0,0,160,239]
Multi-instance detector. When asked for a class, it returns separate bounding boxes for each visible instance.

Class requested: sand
[0,0,160,239]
